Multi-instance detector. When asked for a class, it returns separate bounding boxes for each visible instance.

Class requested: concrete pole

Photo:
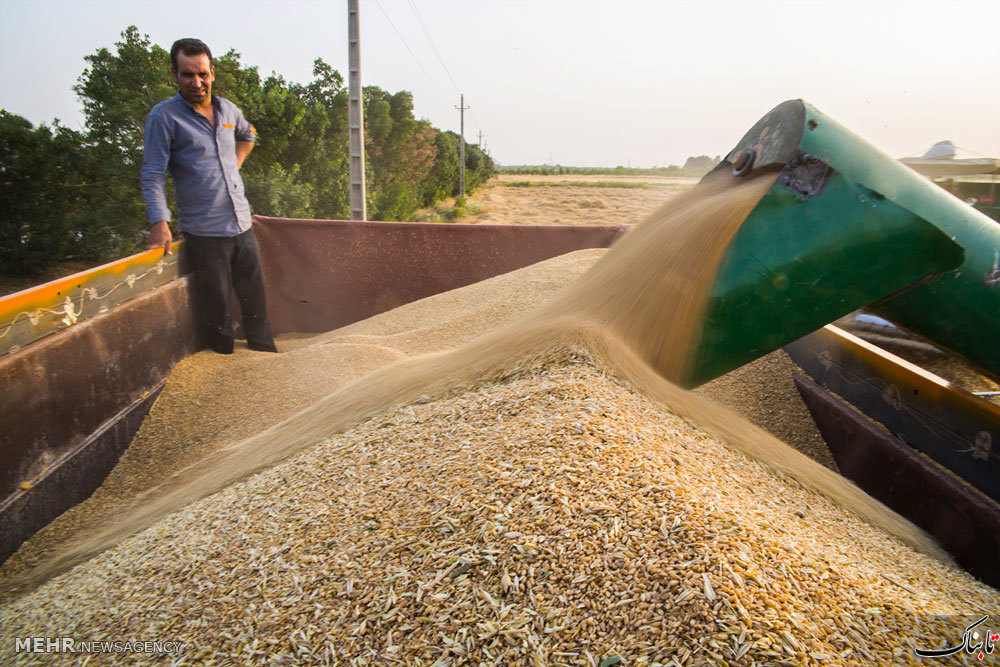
[348,0,367,220]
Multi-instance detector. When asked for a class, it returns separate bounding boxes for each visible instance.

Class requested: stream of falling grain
[10,171,948,599]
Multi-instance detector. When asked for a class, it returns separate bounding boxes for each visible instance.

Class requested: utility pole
[348,0,366,220]
[477,130,483,147]
[455,94,469,199]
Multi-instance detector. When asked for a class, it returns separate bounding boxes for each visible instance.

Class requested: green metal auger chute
[681,99,999,388]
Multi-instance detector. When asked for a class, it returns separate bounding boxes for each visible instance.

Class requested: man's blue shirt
[141,93,255,237]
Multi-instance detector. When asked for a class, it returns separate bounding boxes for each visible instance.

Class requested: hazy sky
[1,0,998,167]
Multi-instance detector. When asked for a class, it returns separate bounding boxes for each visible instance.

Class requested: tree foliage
[0,113,90,275]
[2,26,494,278]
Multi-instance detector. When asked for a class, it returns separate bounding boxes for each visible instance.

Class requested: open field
[416,174,700,226]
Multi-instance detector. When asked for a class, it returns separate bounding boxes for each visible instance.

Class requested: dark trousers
[184,229,276,353]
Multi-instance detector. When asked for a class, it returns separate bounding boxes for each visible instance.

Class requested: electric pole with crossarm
[455,94,469,199]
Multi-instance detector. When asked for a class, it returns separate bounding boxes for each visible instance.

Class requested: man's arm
[236,137,254,169]
[141,110,174,255]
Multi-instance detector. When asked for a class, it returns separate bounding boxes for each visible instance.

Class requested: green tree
[463,142,495,193]
[6,27,492,277]
[424,131,460,204]
[282,59,350,220]
[73,26,174,257]
[0,113,90,276]
[363,88,438,220]
[74,26,174,159]
[244,163,314,219]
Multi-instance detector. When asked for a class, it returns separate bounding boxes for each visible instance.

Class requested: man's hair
[170,38,213,71]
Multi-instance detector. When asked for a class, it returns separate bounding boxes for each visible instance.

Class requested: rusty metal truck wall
[0,279,203,561]
[252,217,629,336]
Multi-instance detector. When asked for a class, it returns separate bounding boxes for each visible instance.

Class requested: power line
[374,0,486,148]
[407,0,487,146]
[372,0,450,101]
[407,0,461,95]
[954,144,998,159]
[469,109,486,142]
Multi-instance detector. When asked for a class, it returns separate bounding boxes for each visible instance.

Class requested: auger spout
[682,99,999,387]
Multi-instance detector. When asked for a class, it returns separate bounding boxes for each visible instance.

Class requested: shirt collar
[173,91,220,114]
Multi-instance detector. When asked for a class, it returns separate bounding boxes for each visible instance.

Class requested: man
[142,38,277,354]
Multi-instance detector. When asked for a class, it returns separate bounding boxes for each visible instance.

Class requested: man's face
[172,52,214,106]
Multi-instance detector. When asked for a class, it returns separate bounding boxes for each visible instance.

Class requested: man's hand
[147,221,173,255]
